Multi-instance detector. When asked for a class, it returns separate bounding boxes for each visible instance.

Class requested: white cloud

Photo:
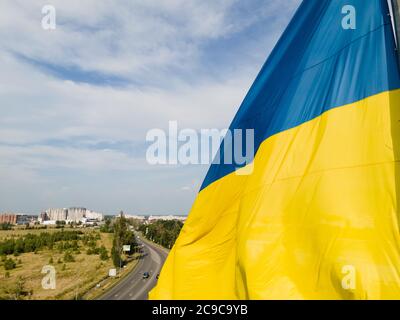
[0,0,301,214]
[0,0,300,80]
[0,0,244,78]
[0,50,252,144]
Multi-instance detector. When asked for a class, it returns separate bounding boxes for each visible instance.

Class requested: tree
[0,223,12,231]
[14,239,24,254]
[6,277,29,300]
[111,212,137,268]
[138,220,183,249]
[100,218,113,233]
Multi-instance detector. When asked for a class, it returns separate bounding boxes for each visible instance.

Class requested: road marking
[100,238,168,301]
[130,243,163,300]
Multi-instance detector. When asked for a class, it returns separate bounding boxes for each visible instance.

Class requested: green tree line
[0,223,12,231]
[139,220,183,249]
[0,230,84,256]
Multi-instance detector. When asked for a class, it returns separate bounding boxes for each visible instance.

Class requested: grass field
[0,227,138,300]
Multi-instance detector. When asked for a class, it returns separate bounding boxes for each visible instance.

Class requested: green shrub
[4,258,16,270]
[63,251,75,263]
[0,223,12,231]
[99,246,109,261]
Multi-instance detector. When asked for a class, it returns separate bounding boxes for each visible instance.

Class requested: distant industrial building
[0,213,38,225]
[16,214,38,225]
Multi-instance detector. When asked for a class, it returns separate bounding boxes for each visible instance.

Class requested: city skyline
[0,206,190,217]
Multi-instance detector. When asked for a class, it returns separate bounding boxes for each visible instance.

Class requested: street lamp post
[119,246,123,274]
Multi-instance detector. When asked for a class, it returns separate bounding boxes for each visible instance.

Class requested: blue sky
[0,0,301,215]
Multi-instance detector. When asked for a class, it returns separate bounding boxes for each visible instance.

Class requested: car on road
[143,272,150,279]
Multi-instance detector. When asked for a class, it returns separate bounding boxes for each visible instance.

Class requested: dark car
[143,272,150,279]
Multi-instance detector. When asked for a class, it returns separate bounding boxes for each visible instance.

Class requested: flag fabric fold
[150,0,400,299]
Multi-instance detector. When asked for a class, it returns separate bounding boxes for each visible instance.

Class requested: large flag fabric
[150,0,400,299]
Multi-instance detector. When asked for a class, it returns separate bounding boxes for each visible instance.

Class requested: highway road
[99,236,169,300]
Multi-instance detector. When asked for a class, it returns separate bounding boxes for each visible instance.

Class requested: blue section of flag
[201,0,400,191]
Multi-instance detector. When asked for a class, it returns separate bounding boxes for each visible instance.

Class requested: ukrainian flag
[150,0,400,299]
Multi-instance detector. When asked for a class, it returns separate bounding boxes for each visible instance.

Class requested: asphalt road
[99,237,169,300]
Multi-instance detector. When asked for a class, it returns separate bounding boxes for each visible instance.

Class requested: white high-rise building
[67,207,86,222]
[45,208,68,221]
[85,210,104,221]
[42,207,104,223]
